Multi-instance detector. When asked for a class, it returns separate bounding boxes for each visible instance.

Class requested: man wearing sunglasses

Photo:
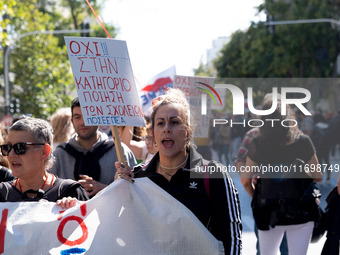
[50,97,136,197]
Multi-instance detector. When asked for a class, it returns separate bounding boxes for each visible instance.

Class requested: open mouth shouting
[162,138,174,148]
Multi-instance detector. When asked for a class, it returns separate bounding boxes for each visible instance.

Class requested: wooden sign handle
[111,126,127,165]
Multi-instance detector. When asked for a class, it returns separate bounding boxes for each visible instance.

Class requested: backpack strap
[0,178,82,202]
[56,178,82,200]
[44,178,82,201]
[0,182,13,201]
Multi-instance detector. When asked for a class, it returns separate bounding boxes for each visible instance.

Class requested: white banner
[65,37,145,127]
[0,178,224,255]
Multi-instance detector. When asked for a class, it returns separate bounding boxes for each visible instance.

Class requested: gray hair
[9,117,55,168]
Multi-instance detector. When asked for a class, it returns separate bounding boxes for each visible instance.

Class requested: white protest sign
[65,37,145,127]
[174,75,217,138]
[0,178,224,255]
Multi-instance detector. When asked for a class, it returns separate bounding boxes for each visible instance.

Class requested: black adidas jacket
[133,146,242,255]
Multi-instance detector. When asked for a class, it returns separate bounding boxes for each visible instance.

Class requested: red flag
[141,77,173,92]
[139,66,176,116]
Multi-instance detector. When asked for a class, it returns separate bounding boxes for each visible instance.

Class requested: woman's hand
[114,162,134,183]
[56,196,78,209]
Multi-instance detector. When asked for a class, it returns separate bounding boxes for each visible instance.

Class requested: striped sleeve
[223,171,242,255]
[209,167,242,255]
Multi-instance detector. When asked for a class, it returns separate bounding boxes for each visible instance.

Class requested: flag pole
[111,126,127,165]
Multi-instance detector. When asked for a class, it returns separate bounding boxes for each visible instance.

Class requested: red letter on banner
[0,209,9,254]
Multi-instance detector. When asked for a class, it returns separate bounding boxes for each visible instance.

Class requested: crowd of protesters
[204,105,340,254]
[0,90,242,254]
[233,106,340,254]
[0,92,339,254]
[209,108,340,170]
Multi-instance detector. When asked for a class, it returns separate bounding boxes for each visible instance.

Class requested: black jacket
[0,177,89,202]
[133,146,242,255]
[0,166,14,183]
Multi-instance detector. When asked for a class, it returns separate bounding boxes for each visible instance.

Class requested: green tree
[193,60,214,77]
[1,1,74,118]
[215,0,340,78]
[1,0,118,119]
[58,0,117,41]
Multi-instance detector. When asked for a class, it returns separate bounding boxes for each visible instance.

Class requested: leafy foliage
[1,0,117,119]
[215,0,340,78]
[193,61,214,77]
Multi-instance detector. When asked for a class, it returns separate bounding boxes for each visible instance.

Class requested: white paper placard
[65,37,145,127]
[174,75,217,138]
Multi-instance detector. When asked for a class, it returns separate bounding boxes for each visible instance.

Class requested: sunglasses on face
[0,142,45,156]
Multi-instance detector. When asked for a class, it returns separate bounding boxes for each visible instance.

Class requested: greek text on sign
[65,37,145,127]
[174,75,215,138]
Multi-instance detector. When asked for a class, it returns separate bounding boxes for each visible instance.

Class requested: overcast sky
[101,0,265,86]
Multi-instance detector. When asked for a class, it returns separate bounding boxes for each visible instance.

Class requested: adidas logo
[189,182,198,189]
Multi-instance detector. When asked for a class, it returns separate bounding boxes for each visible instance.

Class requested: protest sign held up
[65,37,145,127]
[174,75,216,138]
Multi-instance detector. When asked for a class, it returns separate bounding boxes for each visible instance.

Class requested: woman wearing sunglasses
[0,117,88,208]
